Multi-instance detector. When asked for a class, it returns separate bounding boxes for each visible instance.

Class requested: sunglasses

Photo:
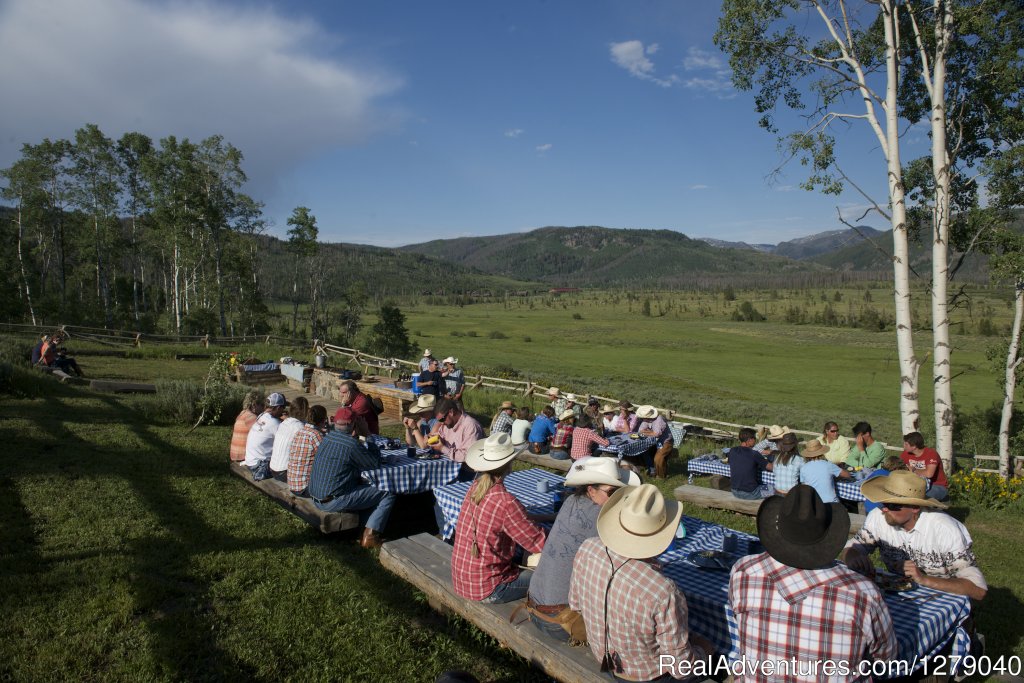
[882,503,907,511]
[827,429,839,433]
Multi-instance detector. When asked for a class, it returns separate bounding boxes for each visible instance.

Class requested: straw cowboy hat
[800,439,829,459]
[564,393,578,402]
[766,425,791,440]
[861,470,948,509]
[601,404,616,414]
[406,394,437,416]
[546,386,560,397]
[635,405,659,420]
[465,432,521,473]
[499,400,516,410]
[558,409,576,421]
[757,484,850,570]
[566,456,641,488]
[422,348,432,357]
[597,484,682,559]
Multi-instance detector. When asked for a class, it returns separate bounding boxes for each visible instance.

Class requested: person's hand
[843,548,875,577]
[403,417,416,429]
[903,560,924,583]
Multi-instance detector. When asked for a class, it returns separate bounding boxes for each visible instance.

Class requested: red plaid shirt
[229,410,258,462]
[551,423,574,450]
[286,425,324,493]
[450,479,546,601]
[569,427,609,459]
[569,537,703,681]
[728,553,897,683]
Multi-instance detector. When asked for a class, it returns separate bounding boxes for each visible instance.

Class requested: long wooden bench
[516,450,571,472]
[379,533,606,683]
[228,462,358,533]
[674,484,865,535]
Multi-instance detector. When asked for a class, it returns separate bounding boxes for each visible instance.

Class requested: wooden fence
[0,322,307,349]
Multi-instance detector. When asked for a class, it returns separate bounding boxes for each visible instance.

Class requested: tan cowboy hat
[406,394,437,415]
[499,400,516,410]
[566,456,641,488]
[597,484,682,559]
[422,348,432,357]
[636,405,658,420]
[861,470,947,509]
[766,425,791,440]
[546,386,560,397]
[465,432,521,472]
[801,439,829,460]
[600,403,616,414]
[757,484,850,570]
[559,409,576,421]
[442,356,458,365]
[564,392,578,402]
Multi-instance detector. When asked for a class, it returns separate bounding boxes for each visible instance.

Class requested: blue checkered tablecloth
[662,516,972,673]
[687,456,865,502]
[360,448,462,494]
[597,433,659,459]
[433,468,564,540]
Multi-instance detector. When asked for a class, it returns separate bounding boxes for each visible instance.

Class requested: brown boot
[653,444,677,478]
[360,527,383,549]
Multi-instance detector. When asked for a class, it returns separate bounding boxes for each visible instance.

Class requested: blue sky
[0,0,922,246]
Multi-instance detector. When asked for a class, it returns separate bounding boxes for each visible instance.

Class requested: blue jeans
[732,485,772,500]
[926,483,949,501]
[549,449,569,460]
[480,571,532,604]
[529,611,570,643]
[315,484,396,532]
[529,442,550,454]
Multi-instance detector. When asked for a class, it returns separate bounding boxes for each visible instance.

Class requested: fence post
[134,333,142,348]
[265,335,270,345]
[202,334,210,348]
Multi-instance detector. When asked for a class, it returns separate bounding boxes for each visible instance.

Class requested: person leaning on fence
[419,348,435,372]
[489,401,517,435]
[243,392,288,480]
[269,396,308,481]
[770,432,803,495]
[569,484,715,681]
[637,405,676,479]
[229,390,265,462]
[569,414,610,460]
[511,406,532,447]
[451,433,546,604]
[286,404,328,498]
[549,410,576,460]
[729,485,897,683]
[528,406,557,454]
[728,427,774,500]
[526,457,639,643]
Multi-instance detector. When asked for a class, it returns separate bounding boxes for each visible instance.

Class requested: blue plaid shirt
[308,431,381,500]
[772,454,804,492]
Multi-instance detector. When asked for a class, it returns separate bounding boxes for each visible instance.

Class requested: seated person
[307,407,396,549]
[861,455,909,515]
[546,386,565,416]
[489,400,517,435]
[528,457,639,642]
[229,390,265,462]
[900,431,949,501]
[561,393,583,419]
[527,406,557,454]
[843,471,987,600]
[818,421,851,465]
[510,407,532,447]
[336,380,379,435]
[269,396,308,481]
[568,414,610,460]
[569,484,714,680]
[770,432,803,495]
[431,398,484,466]
[243,392,288,479]
[729,427,774,500]
[287,404,328,497]
[799,439,851,504]
[549,410,575,460]
[847,421,887,470]
[40,332,84,377]
[451,433,546,603]
[600,404,618,434]
[731,485,897,679]
[636,405,675,479]
[583,396,602,423]
[752,424,789,455]
[402,394,437,449]
[612,400,639,434]
[31,334,47,365]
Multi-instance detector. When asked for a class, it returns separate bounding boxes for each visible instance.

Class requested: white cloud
[609,40,678,88]
[505,128,524,138]
[681,46,734,98]
[535,143,553,153]
[0,0,403,197]
[683,47,725,72]
[689,184,709,191]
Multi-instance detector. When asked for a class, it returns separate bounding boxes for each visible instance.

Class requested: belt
[315,495,336,505]
[528,599,568,616]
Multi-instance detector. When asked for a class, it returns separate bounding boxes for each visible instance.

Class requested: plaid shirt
[450,479,546,601]
[570,537,701,680]
[569,427,609,459]
[286,424,324,493]
[728,553,897,683]
[307,431,381,501]
[229,410,258,462]
[490,410,514,434]
[551,423,574,450]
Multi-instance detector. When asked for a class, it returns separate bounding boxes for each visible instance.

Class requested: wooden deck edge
[228,462,358,533]
[516,451,571,472]
[380,533,606,683]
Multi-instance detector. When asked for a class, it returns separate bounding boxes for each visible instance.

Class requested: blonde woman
[818,421,851,464]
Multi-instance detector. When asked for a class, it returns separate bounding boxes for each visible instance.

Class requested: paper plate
[874,573,915,592]
[688,550,733,570]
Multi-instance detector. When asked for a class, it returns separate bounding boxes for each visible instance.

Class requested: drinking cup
[535,480,551,493]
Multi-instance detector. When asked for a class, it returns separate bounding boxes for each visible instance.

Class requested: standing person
[527,457,640,642]
[549,410,575,460]
[569,414,610,460]
[636,405,674,479]
[612,401,639,434]
[729,427,774,500]
[900,431,949,501]
[229,390,265,462]
[489,401,517,435]
[770,432,804,495]
[511,406,532,447]
[441,356,465,405]
[308,407,395,549]
[569,484,714,680]
[287,404,328,498]
[417,358,444,400]
[270,396,308,481]
[419,348,435,372]
[819,421,851,465]
[799,439,851,504]
[451,433,546,603]
[528,406,557,454]
[730,485,897,682]
[848,421,887,470]
[335,380,379,435]
[243,392,288,479]
[562,393,583,419]
[431,398,484,466]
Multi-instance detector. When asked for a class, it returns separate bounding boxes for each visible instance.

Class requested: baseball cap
[267,392,288,407]
[334,407,356,423]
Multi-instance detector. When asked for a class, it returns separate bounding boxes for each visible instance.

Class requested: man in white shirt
[244,392,288,478]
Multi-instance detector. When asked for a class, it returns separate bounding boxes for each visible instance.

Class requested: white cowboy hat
[422,348,432,357]
[861,470,947,509]
[566,457,641,488]
[597,484,682,559]
[558,409,576,421]
[635,405,659,420]
[442,356,458,365]
[600,404,616,414]
[546,386,560,397]
[406,394,437,415]
[465,432,521,473]
[564,393,578,402]
[766,425,791,440]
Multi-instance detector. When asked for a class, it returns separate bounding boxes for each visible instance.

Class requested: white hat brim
[596,486,682,559]
[465,441,520,472]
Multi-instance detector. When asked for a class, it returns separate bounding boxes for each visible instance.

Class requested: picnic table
[687,454,865,502]
[361,435,462,494]
[433,468,564,540]
[597,433,659,459]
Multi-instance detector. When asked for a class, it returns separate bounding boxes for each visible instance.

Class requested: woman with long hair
[817,421,851,464]
[771,432,803,495]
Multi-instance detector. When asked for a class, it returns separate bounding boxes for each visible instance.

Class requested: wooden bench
[379,533,607,683]
[228,462,358,533]
[36,365,86,385]
[516,450,571,472]
[674,484,865,535]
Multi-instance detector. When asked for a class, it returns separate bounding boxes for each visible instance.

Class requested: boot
[360,527,383,549]
[654,444,677,478]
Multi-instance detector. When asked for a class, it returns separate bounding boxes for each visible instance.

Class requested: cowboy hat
[861,470,948,509]
[778,432,799,450]
[442,356,458,365]
[600,404,616,414]
[558,409,576,421]
[422,348,432,357]
[636,405,658,420]
[597,484,682,559]
[499,400,516,410]
[465,432,521,473]
[766,425,791,440]
[406,394,437,415]
[546,386,560,396]
[618,400,633,410]
[757,484,850,570]
[566,456,641,488]
[800,439,829,459]
[564,393,578,402]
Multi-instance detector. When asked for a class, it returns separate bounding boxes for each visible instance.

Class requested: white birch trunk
[1000,281,1023,479]
[14,203,37,326]
[173,240,182,334]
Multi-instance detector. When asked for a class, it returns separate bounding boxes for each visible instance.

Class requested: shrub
[488,331,508,339]
[450,330,463,337]
[523,335,532,343]
[572,313,583,320]
[949,470,1024,509]
[466,330,478,338]
[0,337,49,398]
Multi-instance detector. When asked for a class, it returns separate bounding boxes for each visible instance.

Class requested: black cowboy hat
[756,484,850,570]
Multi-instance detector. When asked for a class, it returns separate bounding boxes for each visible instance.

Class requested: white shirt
[511,418,531,445]
[845,509,987,590]
[269,417,304,472]
[244,411,281,466]
[602,416,617,432]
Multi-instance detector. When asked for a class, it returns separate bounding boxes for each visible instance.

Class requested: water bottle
[722,532,738,554]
